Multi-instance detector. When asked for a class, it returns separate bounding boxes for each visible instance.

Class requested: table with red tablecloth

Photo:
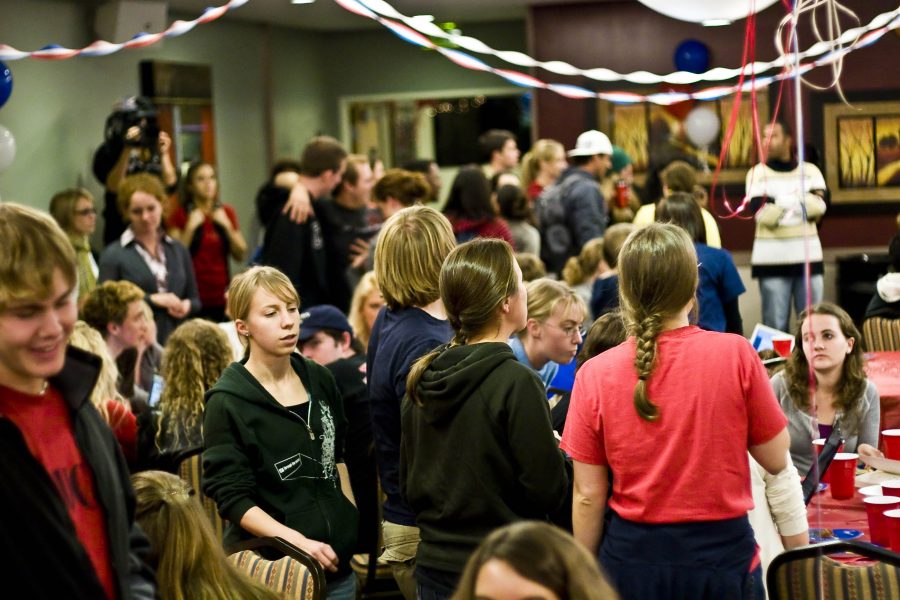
[866,352,900,440]
[807,486,870,542]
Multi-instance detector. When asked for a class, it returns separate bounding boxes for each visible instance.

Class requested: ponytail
[521,151,539,190]
[632,313,662,421]
[406,335,467,406]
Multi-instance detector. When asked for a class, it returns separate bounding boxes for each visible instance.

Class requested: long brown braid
[618,224,698,422]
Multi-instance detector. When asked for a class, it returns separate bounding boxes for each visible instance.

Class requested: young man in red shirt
[0,203,155,599]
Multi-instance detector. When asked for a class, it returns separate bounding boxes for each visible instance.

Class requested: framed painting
[596,91,768,185]
[822,97,900,205]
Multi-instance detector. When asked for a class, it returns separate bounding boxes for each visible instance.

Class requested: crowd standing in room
[12,82,900,600]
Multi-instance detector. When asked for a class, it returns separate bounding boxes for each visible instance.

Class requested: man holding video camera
[93,96,177,244]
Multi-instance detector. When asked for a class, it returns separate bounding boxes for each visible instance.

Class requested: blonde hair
[49,187,94,234]
[407,239,519,406]
[516,253,547,282]
[452,521,618,600]
[68,321,127,423]
[227,266,299,358]
[618,224,698,421]
[562,238,605,287]
[157,319,233,452]
[132,471,282,600]
[349,271,380,350]
[117,172,166,220]
[520,279,587,335]
[602,223,636,269]
[521,139,565,190]
[375,205,455,310]
[0,203,77,312]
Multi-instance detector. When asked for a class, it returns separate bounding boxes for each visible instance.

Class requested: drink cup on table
[829,453,858,500]
[864,496,900,546]
[884,509,900,552]
[883,480,900,496]
[771,336,793,358]
[812,438,844,484]
[883,430,900,460]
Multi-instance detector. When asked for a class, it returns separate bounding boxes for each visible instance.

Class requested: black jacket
[0,347,156,599]
[400,342,569,577]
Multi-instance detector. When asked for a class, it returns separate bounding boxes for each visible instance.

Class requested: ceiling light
[291,0,316,4]
[702,18,732,26]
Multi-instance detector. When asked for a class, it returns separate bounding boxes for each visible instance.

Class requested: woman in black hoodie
[402,238,570,599]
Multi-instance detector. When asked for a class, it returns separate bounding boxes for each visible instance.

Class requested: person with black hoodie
[202,266,359,599]
[402,238,570,599]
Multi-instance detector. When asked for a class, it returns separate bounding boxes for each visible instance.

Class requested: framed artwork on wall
[821,97,900,205]
[596,91,769,186]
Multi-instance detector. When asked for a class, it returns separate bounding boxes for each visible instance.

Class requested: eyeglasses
[75,208,97,216]
[544,322,586,339]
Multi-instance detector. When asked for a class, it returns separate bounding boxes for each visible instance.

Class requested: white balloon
[0,124,15,173]
[636,0,779,24]
[684,106,720,147]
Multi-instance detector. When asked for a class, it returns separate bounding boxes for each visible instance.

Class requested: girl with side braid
[561,223,791,600]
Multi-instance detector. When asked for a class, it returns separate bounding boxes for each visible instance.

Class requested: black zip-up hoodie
[202,354,358,579]
[400,342,569,577]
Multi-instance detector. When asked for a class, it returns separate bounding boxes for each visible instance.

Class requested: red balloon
[658,83,695,121]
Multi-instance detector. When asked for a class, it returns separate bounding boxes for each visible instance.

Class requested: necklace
[293,397,315,441]
[38,380,48,396]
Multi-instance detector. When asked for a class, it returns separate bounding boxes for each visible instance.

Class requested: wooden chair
[228,536,325,600]
[176,447,226,543]
[767,540,900,600]
[863,317,900,352]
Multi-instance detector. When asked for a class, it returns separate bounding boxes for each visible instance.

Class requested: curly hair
[156,319,233,451]
[782,303,868,435]
[81,280,145,334]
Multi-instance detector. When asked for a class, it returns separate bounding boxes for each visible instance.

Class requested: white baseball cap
[567,130,613,157]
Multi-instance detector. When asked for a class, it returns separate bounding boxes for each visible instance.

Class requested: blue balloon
[674,39,710,74]
[0,61,11,109]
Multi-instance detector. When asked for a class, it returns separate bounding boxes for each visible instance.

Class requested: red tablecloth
[866,352,900,440]
[807,487,869,542]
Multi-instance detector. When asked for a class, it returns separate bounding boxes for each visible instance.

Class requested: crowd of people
[2,95,896,600]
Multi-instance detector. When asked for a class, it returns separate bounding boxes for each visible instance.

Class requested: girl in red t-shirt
[561,223,791,599]
[168,161,247,322]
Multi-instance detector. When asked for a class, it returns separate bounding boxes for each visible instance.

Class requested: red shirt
[0,385,116,599]
[526,181,544,203]
[561,326,787,523]
[168,203,239,308]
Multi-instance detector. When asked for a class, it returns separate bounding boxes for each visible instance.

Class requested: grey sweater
[771,371,880,474]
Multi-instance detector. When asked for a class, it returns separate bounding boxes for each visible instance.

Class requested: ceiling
[165,0,601,31]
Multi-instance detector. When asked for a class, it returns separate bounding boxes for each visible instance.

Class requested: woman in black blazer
[99,173,200,343]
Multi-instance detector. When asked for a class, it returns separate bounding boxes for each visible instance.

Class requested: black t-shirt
[315,199,371,313]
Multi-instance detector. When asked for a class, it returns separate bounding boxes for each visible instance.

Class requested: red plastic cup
[772,336,793,358]
[864,496,900,546]
[883,430,900,460]
[884,509,900,552]
[812,438,844,484]
[829,453,858,500]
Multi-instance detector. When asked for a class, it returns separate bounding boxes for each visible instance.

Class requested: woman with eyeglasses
[49,188,100,307]
[509,278,587,390]
[202,266,359,600]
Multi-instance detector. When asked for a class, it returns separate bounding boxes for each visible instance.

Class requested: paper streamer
[347,0,900,85]
[335,0,900,104]
[0,0,249,61]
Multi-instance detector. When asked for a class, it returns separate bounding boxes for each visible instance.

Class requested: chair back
[767,541,900,599]
[228,537,325,600]
[176,447,226,542]
[863,317,900,352]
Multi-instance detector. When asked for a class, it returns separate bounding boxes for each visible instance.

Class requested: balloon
[658,83,695,120]
[674,39,710,74]
[636,0,779,24]
[0,124,16,173]
[684,106,720,147]
[0,61,12,109]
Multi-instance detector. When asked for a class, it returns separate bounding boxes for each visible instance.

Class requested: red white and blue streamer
[0,0,249,61]
[334,0,900,104]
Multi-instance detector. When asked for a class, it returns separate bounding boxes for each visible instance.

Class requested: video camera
[104,96,160,150]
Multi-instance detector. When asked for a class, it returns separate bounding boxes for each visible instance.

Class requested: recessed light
[702,18,732,26]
